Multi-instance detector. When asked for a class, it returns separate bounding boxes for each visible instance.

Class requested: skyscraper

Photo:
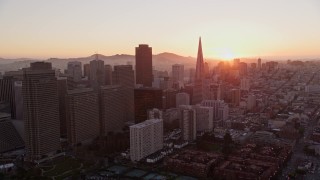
[204,62,210,77]
[179,105,196,141]
[195,105,213,132]
[83,63,90,78]
[233,59,240,69]
[240,78,250,91]
[22,62,60,161]
[112,65,135,88]
[0,76,15,118]
[57,77,68,138]
[130,118,163,161]
[176,92,190,108]
[100,85,126,135]
[195,38,205,80]
[134,88,163,123]
[113,65,135,121]
[105,64,112,85]
[231,89,241,106]
[135,44,153,87]
[172,64,184,83]
[14,81,23,120]
[239,62,248,76]
[89,55,105,89]
[201,100,229,127]
[66,88,100,145]
[67,61,82,82]
[163,89,178,109]
[258,58,262,70]
[193,37,205,104]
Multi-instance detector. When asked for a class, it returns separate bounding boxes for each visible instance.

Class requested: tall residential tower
[22,62,60,161]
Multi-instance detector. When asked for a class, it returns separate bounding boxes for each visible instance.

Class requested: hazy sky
[0,0,319,59]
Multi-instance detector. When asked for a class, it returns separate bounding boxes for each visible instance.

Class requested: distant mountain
[0,52,197,73]
[154,52,194,63]
[0,57,36,65]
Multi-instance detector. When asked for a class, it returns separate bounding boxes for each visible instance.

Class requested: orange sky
[0,0,319,60]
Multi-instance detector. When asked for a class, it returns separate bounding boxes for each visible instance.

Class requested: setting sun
[207,48,236,61]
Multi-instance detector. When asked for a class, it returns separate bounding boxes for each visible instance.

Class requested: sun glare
[210,48,236,61]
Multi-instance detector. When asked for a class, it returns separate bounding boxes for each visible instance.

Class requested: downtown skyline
[0,0,320,59]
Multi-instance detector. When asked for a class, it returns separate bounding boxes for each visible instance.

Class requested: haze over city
[0,0,320,59]
[2,1,320,180]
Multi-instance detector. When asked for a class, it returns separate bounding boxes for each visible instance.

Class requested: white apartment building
[130,119,163,161]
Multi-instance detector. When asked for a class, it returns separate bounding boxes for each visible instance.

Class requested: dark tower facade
[135,44,152,87]
[134,88,163,123]
[112,65,135,122]
[22,62,60,161]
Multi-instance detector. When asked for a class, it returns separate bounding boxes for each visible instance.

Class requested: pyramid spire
[195,37,204,79]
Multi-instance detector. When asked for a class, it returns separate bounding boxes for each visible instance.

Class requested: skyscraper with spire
[193,37,205,104]
[195,38,205,79]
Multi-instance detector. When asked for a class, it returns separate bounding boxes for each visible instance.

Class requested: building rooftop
[100,85,122,90]
[130,118,162,129]
[67,88,94,95]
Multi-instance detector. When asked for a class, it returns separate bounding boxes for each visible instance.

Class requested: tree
[0,173,4,179]
[222,132,233,157]
[224,132,233,145]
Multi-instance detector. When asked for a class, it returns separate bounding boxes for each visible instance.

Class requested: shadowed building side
[135,44,153,87]
[22,62,61,161]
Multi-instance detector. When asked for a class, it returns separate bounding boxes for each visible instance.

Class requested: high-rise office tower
[1,71,23,119]
[172,64,184,83]
[113,65,135,121]
[231,89,241,106]
[251,63,257,70]
[67,61,82,82]
[189,68,196,83]
[204,62,210,77]
[179,105,196,141]
[163,89,178,109]
[239,62,248,76]
[112,65,135,88]
[105,65,112,85]
[183,84,194,104]
[193,37,205,104]
[14,81,23,120]
[195,105,213,132]
[0,76,15,118]
[130,118,163,161]
[89,55,105,89]
[57,77,68,138]
[240,78,250,91]
[66,88,100,145]
[22,62,60,161]
[100,85,126,135]
[83,64,90,78]
[258,58,262,70]
[218,103,229,122]
[135,44,153,87]
[176,92,190,108]
[134,88,163,123]
[233,58,240,69]
[201,100,229,126]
